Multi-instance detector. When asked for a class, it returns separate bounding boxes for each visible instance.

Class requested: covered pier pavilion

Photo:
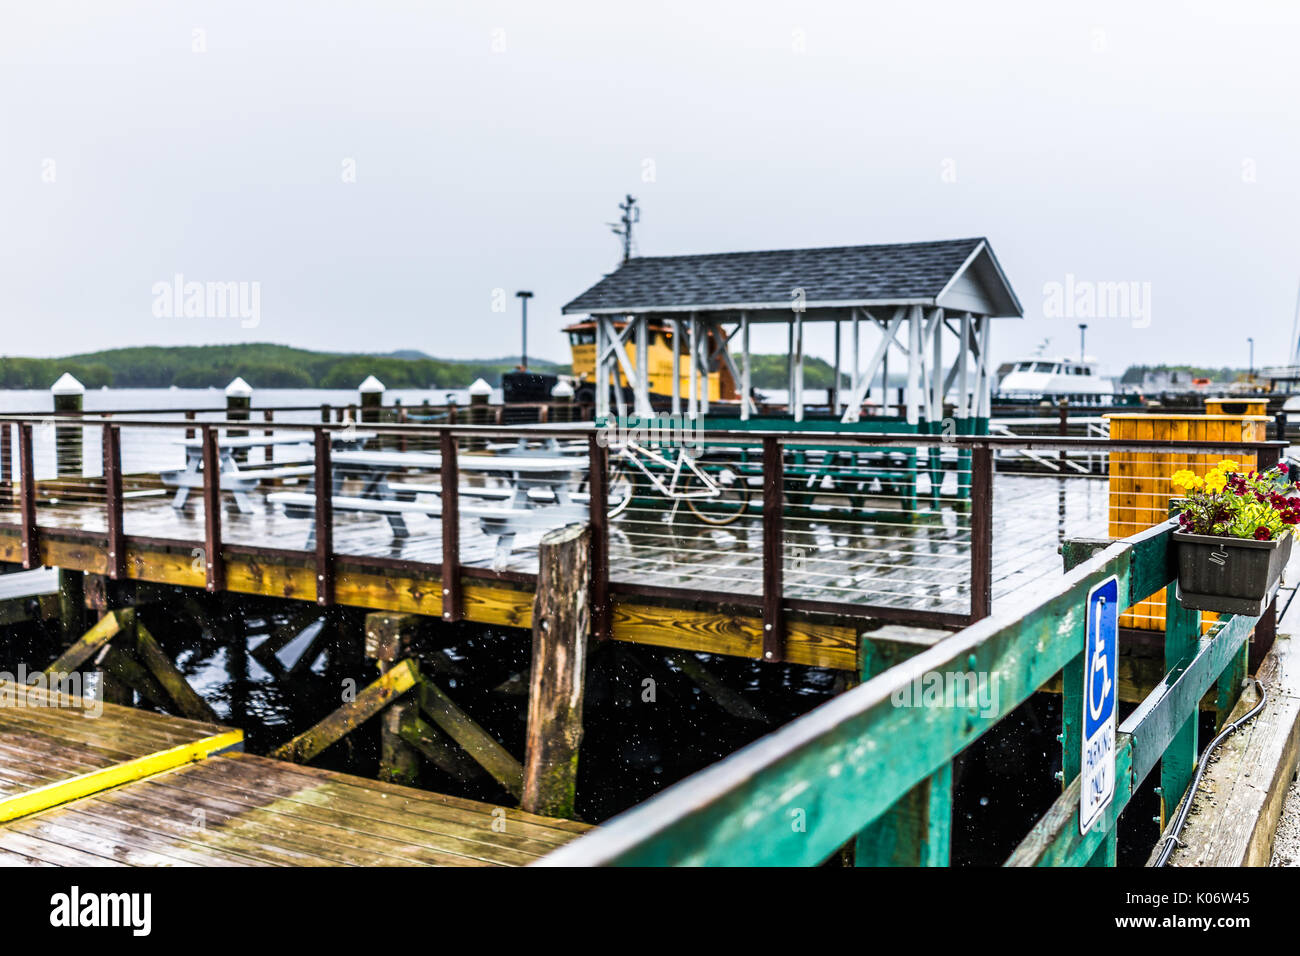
[561,236,1023,433]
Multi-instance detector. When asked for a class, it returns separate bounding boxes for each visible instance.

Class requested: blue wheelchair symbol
[1084,577,1118,740]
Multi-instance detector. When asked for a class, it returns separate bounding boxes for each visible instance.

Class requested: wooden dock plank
[0,753,590,867]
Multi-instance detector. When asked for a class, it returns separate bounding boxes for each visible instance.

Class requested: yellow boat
[564,318,736,406]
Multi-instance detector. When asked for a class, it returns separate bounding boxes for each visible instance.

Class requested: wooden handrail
[535,519,1247,867]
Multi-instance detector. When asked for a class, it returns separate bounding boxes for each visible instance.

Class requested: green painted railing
[538,518,1258,866]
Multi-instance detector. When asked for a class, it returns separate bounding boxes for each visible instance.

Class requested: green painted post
[1214,639,1248,732]
[1086,829,1117,866]
[1161,583,1200,825]
[854,634,953,866]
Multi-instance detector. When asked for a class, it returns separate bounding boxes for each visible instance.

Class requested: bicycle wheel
[683,468,750,525]
[606,465,634,519]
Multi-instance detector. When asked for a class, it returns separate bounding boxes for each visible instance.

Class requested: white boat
[995,356,1114,405]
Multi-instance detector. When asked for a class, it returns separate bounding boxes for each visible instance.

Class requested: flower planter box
[1173,530,1293,616]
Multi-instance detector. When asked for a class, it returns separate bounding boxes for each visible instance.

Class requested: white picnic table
[162,431,374,514]
[267,448,590,562]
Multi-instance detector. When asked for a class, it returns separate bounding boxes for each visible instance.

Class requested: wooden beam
[0,529,860,670]
[522,525,590,818]
[418,679,524,798]
[397,710,486,783]
[664,651,770,723]
[135,619,219,723]
[44,608,134,675]
[271,658,419,764]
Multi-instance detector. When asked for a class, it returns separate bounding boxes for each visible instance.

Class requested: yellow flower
[1204,470,1227,493]
[1170,469,1196,492]
[1217,459,1240,473]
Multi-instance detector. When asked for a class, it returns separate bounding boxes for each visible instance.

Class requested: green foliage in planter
[1171,461,1300,541]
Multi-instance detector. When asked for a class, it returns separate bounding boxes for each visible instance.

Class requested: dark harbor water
[0,582,1167,865]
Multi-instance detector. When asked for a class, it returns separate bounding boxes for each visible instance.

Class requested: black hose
[1154,678,1268,867]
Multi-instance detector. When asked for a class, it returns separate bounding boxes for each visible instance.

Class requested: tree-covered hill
[0,343,847,391]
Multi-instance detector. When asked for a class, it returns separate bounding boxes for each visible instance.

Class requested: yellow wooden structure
[1204,397,1268,416]
[1107,413,1269,630]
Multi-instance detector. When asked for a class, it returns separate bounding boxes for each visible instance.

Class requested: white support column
[851,307,860,416]
[958,313,971,420]
[688,313,699,420]
[740,312,751,421]
[594,316,609,420]
[840,308,904,424]
[832,319,841,413]
[671,318,682,417]
[698,319,711,416]
[786,323,795,409]
[906,305,921,426]
[793,311,804,422]
[634,314,651,418]
[931,309,944,424]
[975,316,991,418]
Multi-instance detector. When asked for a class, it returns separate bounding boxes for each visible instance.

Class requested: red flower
[1255,526,1273,541]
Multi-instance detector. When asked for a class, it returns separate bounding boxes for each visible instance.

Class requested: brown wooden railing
[0,413,1285,650]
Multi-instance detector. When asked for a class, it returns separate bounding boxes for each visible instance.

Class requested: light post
[1078,323,1087,364]
[1248,337,1254,379]
[515,291,533,370]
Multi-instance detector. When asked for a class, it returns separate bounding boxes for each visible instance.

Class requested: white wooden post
[832,319,841,413]
[906,306,921,426]
[635,314,651,418]
[740,312,751,421]
[671,318,682,416]
[688,313,699,420]
[958,313,971,420]
[793,311,804,423]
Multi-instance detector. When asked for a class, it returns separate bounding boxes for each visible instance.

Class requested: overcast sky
[3,0,1299,376]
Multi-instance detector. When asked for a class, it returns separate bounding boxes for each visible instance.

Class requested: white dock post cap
[50,373,85,396]
[468,378,493,397]
[551,380,574,398]
[224,376,253,398]
[358,375,386,394]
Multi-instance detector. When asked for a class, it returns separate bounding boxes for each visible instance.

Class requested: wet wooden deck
[0,472,1109,614]
[0,682,588,866]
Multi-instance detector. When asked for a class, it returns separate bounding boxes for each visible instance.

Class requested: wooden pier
[0,681,587,866]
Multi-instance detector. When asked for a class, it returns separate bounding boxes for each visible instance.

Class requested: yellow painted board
[0,729,244,824]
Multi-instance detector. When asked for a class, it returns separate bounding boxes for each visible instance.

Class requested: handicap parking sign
[1080,575,1118,835]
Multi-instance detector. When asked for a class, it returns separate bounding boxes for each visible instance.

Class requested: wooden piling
[365,612,421,785]
[225,377,252,464]
[522,524,591,818]
[51,373,84,477]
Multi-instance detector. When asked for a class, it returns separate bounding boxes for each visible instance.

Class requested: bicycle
[605,438,751,525]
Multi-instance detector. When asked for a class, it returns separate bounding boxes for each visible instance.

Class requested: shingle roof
[563,237,1017,315]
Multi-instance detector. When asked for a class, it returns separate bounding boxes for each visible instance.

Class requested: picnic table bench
[267,449,590,563]
[162,431,373,514]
